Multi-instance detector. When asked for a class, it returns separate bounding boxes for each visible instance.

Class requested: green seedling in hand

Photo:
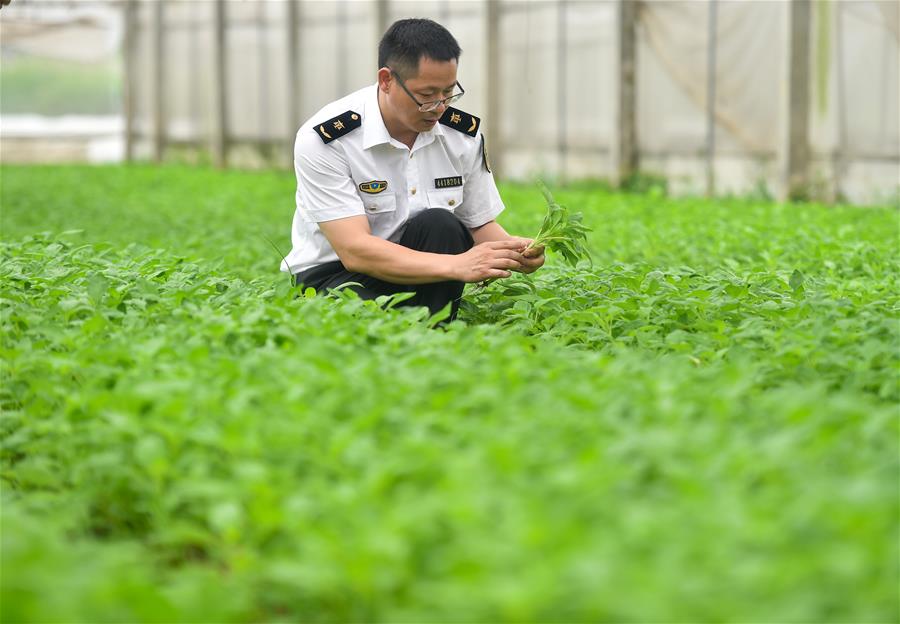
[527,181,592,267]
[478,181,591,289]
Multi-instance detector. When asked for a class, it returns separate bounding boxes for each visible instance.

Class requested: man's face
[387,57,459,134]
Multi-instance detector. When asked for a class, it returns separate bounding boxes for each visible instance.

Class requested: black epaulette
[439,106,480,137]
[315,110,361,144]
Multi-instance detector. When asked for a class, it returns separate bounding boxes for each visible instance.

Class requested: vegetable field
[2,165,898,623]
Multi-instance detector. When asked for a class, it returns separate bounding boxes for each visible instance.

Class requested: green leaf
[789,269,805,291]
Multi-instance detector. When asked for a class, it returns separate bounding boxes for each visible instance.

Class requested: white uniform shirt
[281,83,505,274]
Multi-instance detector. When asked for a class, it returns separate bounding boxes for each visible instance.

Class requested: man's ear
[377,67,392,92]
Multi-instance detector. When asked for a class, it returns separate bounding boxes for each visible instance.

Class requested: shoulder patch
[439,106,480,137]
[315,110,361,144]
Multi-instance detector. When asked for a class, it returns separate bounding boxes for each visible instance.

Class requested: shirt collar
[362,83,444,150]
[362,84,392,149]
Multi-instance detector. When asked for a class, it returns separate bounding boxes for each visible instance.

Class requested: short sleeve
[455,129,505,229]
[294,129,365,223]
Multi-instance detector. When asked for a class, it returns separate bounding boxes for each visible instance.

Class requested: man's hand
[508,236,545,275]
[450,240,528,283]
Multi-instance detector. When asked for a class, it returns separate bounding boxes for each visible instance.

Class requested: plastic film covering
[1,0,897,204]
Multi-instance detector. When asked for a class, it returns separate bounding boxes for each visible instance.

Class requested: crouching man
[282,18,544,321]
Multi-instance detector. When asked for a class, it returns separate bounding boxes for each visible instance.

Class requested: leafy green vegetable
[1,164,898,623]
[527,180,592,267]
[477,181,592,289]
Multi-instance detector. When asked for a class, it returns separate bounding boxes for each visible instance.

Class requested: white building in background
[0,0,897,206]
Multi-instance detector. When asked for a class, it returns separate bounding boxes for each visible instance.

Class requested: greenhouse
[1,1,898,622]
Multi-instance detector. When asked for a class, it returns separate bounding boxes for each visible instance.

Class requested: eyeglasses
[389,68,465,113]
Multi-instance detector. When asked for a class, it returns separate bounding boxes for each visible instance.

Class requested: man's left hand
[509,237,545,274]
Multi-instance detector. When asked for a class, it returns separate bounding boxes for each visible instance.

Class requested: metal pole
[705,0,717,197]
[257,1,269,162]
[337,1,347,96]
[614,0,637,186]
[212,0,228,168]
[835,0,846,201]
[486,0,502,177]
[123,0,137,162]
[558,0,568,183]
[188,1,199,149]
[376,0,389,47]
[784,0,812,200]
[286,0,299,164]
[151,0,165,162]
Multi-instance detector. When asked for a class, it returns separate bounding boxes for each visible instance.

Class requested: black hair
[378,18,461,79]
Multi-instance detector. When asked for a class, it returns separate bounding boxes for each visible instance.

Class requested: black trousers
[294,208,475,320]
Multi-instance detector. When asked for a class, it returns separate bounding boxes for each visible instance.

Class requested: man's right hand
[451,240,527,283]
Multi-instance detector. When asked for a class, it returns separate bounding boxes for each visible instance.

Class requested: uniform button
[367,204,376,212]
[448,199,456,206]
[411,187,417,195]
